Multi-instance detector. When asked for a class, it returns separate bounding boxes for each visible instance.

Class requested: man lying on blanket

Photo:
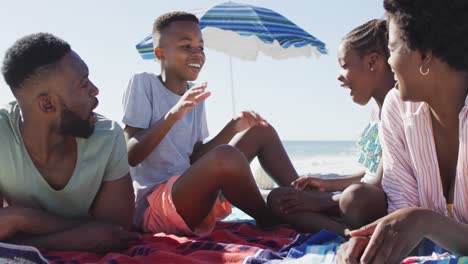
[0,33,140,253]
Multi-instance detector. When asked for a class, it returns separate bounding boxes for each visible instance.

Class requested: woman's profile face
[387,19,425,102]
[337,43,375,105]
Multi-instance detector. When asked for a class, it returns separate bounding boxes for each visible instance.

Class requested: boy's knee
[211,144,241,157]
[208,145,247,172]
[248,124,278,140]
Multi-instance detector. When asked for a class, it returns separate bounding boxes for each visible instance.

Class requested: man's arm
[90,174,135,230]
[0,188,82,242]
[9,220,139,253]
[0,206,82,240]
[5,175,139,252]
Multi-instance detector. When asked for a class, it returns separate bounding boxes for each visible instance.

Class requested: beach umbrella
[136,1,327,115]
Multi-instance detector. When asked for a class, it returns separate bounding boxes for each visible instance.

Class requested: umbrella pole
[229,55,236,117]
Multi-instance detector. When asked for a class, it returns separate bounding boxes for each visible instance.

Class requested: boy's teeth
[188,63,201,68]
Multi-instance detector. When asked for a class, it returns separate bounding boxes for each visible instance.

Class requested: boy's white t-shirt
[122,72,209,225]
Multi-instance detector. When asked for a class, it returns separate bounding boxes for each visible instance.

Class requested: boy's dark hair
[384,0,468,71]
[2,32,71,93]
[342,19,389,61]
[153,11,199,35]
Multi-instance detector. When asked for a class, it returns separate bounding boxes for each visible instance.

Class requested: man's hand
[75,222,141,253]
[0,207,24,241]
[17,221,142,253]
[231,111,268,133]
[167,83,210,121]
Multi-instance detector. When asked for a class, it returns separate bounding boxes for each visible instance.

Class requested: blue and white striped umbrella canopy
[136,1,327,61]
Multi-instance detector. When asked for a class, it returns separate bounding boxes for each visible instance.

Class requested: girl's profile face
[337,43,375,105]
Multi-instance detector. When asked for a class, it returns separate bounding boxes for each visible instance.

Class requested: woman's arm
[425,210,468,255]
[347,207,468,264]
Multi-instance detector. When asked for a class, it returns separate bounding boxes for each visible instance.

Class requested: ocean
[250,140,363,189]
[281,140,363,176]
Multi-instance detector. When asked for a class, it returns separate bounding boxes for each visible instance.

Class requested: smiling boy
[122,11,300,236]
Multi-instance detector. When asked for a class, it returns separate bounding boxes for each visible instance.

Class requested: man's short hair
[1,33,71,93]
[152,11,199,35]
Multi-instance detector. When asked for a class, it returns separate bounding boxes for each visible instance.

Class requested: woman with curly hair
[338,0,468,263]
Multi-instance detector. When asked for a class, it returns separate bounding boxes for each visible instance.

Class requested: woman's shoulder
[383,89,403,109]
[383,89,427,117]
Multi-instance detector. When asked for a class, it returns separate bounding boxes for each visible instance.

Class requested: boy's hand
[168,83,211,121]
[231,111,269,133]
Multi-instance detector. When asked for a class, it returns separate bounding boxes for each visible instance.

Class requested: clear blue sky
[0,0,385,140]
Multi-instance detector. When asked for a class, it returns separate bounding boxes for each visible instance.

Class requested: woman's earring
[419,65,430,76]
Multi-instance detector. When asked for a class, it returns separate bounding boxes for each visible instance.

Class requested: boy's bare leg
[267,187,346,236]
[230,125,299,187]
[172,145,276,230]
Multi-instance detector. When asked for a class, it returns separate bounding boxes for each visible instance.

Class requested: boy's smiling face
[157,20,205,81]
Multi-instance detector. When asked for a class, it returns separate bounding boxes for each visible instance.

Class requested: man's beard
[60,106,95,138]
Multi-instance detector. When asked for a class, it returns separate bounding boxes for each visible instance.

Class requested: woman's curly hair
[384,0,468,71]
